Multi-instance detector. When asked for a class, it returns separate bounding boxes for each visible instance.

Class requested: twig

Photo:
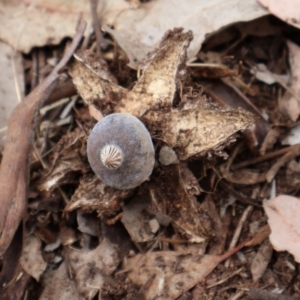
[207,267,244,289]
[45,79,77,105]
[31,50,39,89]
[11,54,22,103]
[218,180,260,207]
[225,205,253,268]
[0,19,86,257]
[229,290,246,300]
[231,144,300,170]
[90,0,105,54]
[266,146,300,182]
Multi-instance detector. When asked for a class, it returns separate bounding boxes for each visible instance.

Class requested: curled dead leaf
[101,0,268,68]
[264,195,300,262]
[20,235,47,282]
[123,240,248,300]
[68,239,121,299]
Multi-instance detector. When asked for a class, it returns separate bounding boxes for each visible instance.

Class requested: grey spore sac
[87,113,155,190]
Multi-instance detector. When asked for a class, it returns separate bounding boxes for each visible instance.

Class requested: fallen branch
[0,19,86,257]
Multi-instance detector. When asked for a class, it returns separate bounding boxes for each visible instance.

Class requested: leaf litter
[2,1,300,300]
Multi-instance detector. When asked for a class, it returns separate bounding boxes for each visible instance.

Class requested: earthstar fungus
[70,29,255,162]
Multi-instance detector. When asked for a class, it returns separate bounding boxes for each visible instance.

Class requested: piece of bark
[0,19,86,257]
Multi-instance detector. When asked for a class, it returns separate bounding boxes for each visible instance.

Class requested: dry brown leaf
[251,239,273,282]
[37,127,89,192]
[77,210,99,236]
[0,41,24,149]
[264,195,300,263]
[40,262,79,300]
[20,234,47,282]
[258,0,300,29]
[100,0,268,69]
[68,239,121,299]
[123,242,247,300]
[121,195,158,243]
[0,0,93,52]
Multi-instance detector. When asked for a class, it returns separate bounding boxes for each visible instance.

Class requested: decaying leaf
[100,0,268,68]
[69,29,255,160]
[123,241,247,300]
[258,0,300,29]
[77,209,99,236]
[121,194,158,243]
[37,126,90,191]
[0,0,93,53]
[264,195,300,263]
[148,164,211,242]
[40,262,79,300]
[67,239,121,299]
[20,234,47,282]
[251,239,273,282]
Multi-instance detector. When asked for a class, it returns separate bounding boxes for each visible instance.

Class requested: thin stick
[90,0,104,55]
[225,205,253,268]
[231,144,300,170]
[11,54,22,103]
[266,146,300,182]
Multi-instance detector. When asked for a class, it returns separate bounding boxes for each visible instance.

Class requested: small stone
[149,219,160,234]
[159,146,179,165]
